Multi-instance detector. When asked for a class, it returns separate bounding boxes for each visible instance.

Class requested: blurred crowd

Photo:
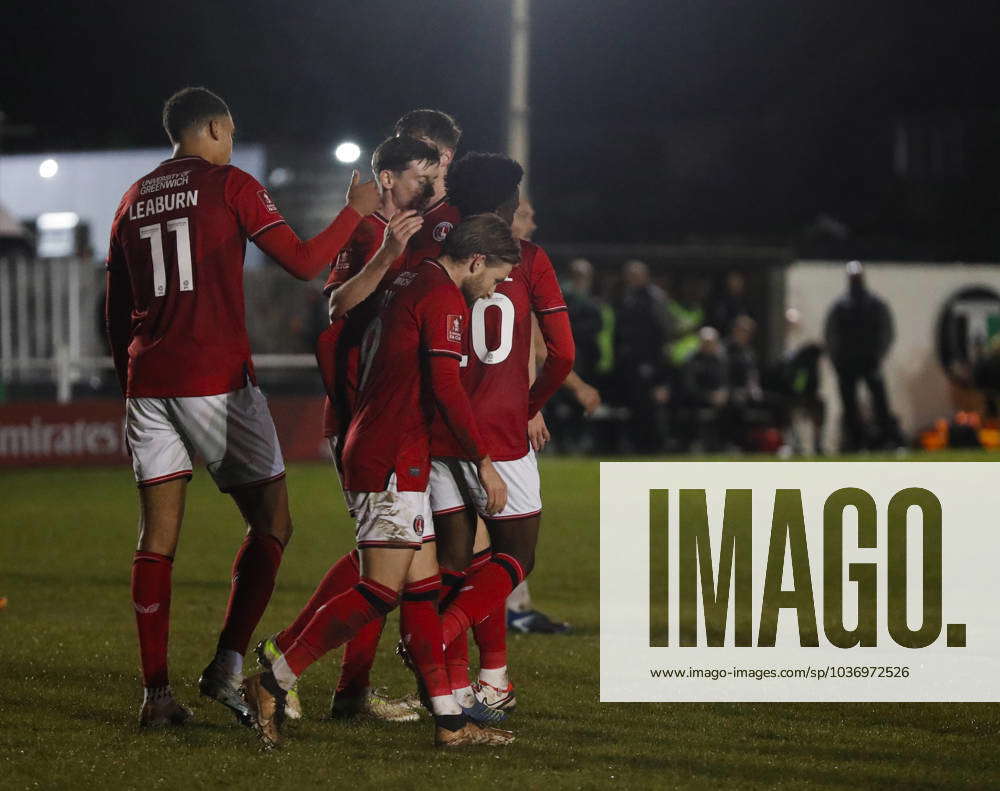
[547,258,902,455]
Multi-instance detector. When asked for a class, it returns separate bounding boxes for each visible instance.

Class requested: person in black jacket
[823,261,901,450]
[614,260,670,452]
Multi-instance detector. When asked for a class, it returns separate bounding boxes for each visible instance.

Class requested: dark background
[3,0,998,257]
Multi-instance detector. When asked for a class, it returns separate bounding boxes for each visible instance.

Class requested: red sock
[277,550,359,652]
[469,550,505,667]
[336,616,385,697]
[445,629,470,691]
[441,553,525,647]
[472,600,507,669]
[438,567,465,612]
[283,577,397,677]
[400,575,451,699]
[132,551,172,688]
[468,548,492,576]
[439,565,473,690]
[218,534,284,655]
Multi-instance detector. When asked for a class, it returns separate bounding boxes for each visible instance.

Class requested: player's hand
[346,170,381,216]
[478,457,508,515]
[381,210,423,258]
[572,381,602,415]
[528,412,550,452]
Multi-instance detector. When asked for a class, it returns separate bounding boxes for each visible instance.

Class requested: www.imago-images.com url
[649,666,912,681]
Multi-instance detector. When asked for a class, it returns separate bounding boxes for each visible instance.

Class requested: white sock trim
[430,694,463,716]
[271,655,298,691]
[506,580,532,612]
[478,666,509,688]
[453,685,475,708]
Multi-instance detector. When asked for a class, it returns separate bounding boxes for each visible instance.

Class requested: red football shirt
[341,260,469,492]
[320,212,399,439]
[106,156,286,397]
[405,199,460,265]
[322,212,389,296]
[431,240,568,461]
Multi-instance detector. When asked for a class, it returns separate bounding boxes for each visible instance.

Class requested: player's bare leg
[425,510,508,724]
[439,515,538,653]
[387,539,512,743]
[200,477,291,723]
[134,479,193,727]
[243,546,408,748]
[330,545,432,723]
[432,509,475,702]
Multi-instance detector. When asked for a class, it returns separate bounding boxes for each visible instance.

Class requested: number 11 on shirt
[139,217,194,296]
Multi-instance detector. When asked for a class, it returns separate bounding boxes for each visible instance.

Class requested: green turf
[1,456,998,790]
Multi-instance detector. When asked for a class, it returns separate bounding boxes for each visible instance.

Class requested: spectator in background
[724,315,768,449]
[709,270,753,335]
[665,276,709,367]
[766,307,826,455]
[680,326,728,451]
[726,315,763,406]
[563,259,604,382]
[824,261,901,450]
[546,258,611,453]
[614,260,670,452]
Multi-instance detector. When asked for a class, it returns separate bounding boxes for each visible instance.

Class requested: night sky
[3,0,998,254]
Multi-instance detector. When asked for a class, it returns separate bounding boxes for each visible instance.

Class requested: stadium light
[37,211,79,230]
[268,167,292,187]
[333,142,361,164]
[38,158,59,179]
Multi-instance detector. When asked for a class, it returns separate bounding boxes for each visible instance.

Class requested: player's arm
[233,169,375,281]
[529,310,575,417]
[104,236,132,398]
[526,247,576,417]
[563,369,602,415]
[327,211,423,319]
[422,299,506,513]
[532,297,599,416]
[427,353,507,514]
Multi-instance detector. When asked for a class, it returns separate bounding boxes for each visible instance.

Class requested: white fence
[0,255,315,402]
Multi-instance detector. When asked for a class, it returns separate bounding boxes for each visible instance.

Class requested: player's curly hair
[394,109,462,150]
[446,152,524,217]
[162,87,230,143]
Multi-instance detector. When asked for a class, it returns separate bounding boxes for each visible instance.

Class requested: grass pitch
[1,456,998,790]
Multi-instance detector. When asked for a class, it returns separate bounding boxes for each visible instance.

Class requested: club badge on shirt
[432,221,454,242]
[447,314,463,343]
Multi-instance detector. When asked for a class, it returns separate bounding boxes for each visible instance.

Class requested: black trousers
[834,365,894,448]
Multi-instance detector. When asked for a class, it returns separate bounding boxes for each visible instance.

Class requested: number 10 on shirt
[139,217,194,296]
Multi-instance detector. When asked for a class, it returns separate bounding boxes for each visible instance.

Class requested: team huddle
[105,87,574,748]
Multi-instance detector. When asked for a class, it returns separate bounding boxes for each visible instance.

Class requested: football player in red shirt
[320,135,439,443]
[105,86,380,728]
[428,153,575,712]
[242,215,520,749]
[262,124,467,724]
[256,136,435,723]
[393,109,463,263]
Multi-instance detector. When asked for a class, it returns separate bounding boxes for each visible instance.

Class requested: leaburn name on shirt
[140,170,191,195]
[128,190,199,221]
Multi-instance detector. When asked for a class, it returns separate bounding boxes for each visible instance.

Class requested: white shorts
[429,449,542,520]
[346,473,435,549]
[126,384,285,492]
